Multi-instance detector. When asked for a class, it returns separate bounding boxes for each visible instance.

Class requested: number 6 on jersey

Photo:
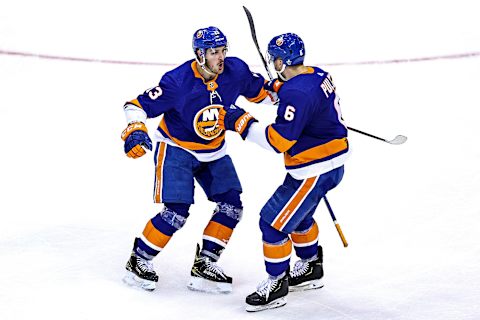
[284,105,296,121]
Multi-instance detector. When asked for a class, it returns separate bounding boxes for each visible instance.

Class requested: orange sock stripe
[291,222,319,245]
[263,239,292,260]
[154,142,167,203]
[203,221,234,245]
[142,220,171,249]
[272,177,317,230]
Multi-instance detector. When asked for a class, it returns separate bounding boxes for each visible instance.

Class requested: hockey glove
[264,79,283,105]
[264,79,283,93]
[218,104,257,140]
[121,122,152,159]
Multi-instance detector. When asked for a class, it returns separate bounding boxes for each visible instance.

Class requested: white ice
[1,0,479,319]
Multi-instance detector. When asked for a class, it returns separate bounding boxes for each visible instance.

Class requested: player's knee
[294,216,315,233]
[211,190,243,225]
[158,203,190,231]
[259,217,288,243]
[214,202,243,223]
[213,189,243,209]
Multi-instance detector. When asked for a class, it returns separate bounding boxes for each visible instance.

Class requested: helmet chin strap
[195,49,217,77]
[201,63,216,76]
[276,64,287,81]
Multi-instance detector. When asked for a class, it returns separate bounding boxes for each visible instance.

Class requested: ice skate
[187,243,232,293]
[245,272,289,312]
[289,245,324,292]
[123,252,159,291]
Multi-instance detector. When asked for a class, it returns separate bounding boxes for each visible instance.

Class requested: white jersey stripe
[272,178,309,227]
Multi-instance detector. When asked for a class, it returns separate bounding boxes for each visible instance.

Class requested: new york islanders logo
[193,104,223,140]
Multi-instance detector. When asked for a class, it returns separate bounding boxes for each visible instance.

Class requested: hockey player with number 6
[121,26,271,293]
[218,33,351,311]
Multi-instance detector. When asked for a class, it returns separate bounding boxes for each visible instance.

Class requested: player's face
[205,46,227,74]
[273,58,284,72]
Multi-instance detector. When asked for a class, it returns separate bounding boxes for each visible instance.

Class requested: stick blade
[388,135,408,145]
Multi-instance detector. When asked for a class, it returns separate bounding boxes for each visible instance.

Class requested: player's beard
[208,60,224,75]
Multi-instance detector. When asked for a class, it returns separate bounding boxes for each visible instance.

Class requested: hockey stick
[323,196,348,247]
[347,126,407,145]
[242,6,274,80]
[242,6,407,146]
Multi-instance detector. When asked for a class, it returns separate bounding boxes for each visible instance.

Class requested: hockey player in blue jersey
[121,26,271,293]
[219,33,350,311]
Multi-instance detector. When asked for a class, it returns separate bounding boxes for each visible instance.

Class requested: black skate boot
[123,252,159,291]
[289,245,324,292]
[187,243,232,293]
[245,271,289,312]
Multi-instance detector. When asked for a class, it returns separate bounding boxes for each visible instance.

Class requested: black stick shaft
[347,126,387,142]
[243,6,274,80]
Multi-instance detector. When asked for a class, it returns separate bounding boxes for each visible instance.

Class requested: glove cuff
[121,122,148,141]
[235,113,257,140]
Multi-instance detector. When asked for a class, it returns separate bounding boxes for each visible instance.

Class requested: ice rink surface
[1,0,479,319]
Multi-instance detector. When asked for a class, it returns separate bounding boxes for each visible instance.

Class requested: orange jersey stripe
[142,220,172,249]
[246,87,269,103]
[263,239,292,260]
[159,118,225,151]
[154,142,167,203]
[203,221,234,245]
[272,177,317,230]
[284,138,348,167]
[302,67,315,75]
[267,125,297,153]
[291,222,319,245]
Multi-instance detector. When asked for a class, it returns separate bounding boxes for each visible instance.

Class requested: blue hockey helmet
[267,33,305,66]
[192,26,228,57]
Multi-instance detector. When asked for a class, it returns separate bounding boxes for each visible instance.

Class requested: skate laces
[203,258,227,278]
[136,256,155,273]
[255,278,279,300]
[290,260,310,277]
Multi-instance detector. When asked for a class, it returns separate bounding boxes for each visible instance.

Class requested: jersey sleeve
[124,73,178,119]
[236,59,269,103]
[266,89,312,153]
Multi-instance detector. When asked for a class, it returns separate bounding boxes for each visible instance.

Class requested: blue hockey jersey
[125,57,268,161]
[264,66,350,179]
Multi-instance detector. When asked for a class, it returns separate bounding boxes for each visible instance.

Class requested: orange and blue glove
[121,122,152,159]
[264,78,283,93]
[263,79,283,105]
[218,104,257,140]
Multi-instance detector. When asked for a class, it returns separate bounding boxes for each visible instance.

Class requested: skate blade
[187,276,232,294]
[245,296,287,312]
[123,271,156,291]
[289,279,324,292]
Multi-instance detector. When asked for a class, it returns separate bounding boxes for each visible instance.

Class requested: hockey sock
[260,218,292,277]
[201,202,242,261]
[134,204,190,260]
[291,219,319,260]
